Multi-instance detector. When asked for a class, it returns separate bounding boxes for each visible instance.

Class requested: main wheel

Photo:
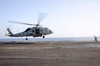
[25,38,28,40]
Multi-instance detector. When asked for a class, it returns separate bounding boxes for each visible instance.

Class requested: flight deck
[0,41,100,66]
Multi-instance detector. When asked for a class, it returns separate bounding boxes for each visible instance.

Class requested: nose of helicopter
[50,30,53,34]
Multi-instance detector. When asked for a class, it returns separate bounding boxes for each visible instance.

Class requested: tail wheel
[43,36,45,38]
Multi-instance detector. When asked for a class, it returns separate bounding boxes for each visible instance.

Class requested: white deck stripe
[47,41,55,47]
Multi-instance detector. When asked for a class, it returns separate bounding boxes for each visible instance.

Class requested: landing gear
[25,38,28,40]
[43,36,45,38]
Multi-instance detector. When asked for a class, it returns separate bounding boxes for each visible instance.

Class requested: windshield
[24,28,30,32]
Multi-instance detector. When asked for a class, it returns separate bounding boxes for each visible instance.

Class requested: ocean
[0,37,97,42]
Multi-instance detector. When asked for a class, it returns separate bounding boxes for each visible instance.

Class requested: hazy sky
[0,0,100,38]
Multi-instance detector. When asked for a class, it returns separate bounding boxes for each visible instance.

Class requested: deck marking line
[48,41,55,47]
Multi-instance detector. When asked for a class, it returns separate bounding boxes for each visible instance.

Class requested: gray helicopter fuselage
[8,27,53,37]
[7,13,52,39]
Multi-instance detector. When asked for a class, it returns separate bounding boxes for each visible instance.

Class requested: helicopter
[6,14,53,40]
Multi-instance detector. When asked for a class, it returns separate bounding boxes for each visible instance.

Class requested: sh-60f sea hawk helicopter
[6,14,53,40]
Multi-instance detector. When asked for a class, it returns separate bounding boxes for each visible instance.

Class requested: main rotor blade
[38,13,47,25]
[9,21,36,26]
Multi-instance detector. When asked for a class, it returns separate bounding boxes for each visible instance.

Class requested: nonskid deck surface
[0,41,100,66]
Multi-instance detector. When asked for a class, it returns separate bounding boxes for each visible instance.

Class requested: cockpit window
[45,28,48,30]
[25,28,30,32]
